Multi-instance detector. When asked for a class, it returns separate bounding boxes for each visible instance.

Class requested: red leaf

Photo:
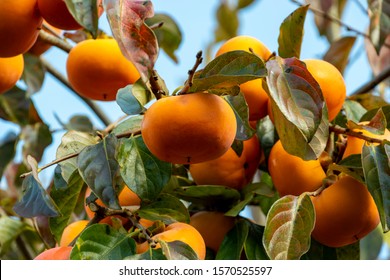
[104,0,158,81]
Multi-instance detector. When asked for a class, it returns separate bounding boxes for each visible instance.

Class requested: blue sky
[1,0,373,182]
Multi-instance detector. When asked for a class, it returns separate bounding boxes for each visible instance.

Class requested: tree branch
[38,30,73,53]
[40,58,112,126]
[329,124,386,144]
[290,0,390,49]
[149,70,166,99]
[178,51,203,95]
[349,65,390,95]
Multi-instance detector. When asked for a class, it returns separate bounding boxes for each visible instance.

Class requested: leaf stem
[178,51,203,95]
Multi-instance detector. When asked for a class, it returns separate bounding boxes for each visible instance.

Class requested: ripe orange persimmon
[59,220,89,247]
[66,39,140,101]
[0,0,43,57]
[189,135,261,190]
[189,211,235,253]
[303,59,346,121]
[216,35,272,121]
[137,222,206,260]
[34,246,72,260]
[84,187,141,219]
[268,140,326,197]
[141,92,237,164]
[0,55,24,94]
[311,175,380,247]
[342,122,390,159]
[37,0,103,30]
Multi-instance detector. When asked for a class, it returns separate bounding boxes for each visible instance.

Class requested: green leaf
[22,53,45,96]
[237,0,256,9]
[336,242,360,260]
[214,2,239,42]
[159,240,199,260]
[0,132,17,178]
[49,168,85,244]
[226,183,274,217]
[327,158,365,184]
[116,82,154,115]
[56,130,98,182]
[0,87,42,126]
[20,123,52,164]
[70,224,137,260]
[146,13,182,63]
[137,193,190,224]
[13,156,60,218]
[244,221,269,260]
[323,36,357,74]
[224,92,255,141]
[112,115,143,135]
[262,194,315,260]
[116,136,172,203]
[64,115,94,132]
[65,0,100,38]
[343,99,367,124]
[360,225,383,259]
[191,50,267,92]
[278,4,309,59]
[78,134,121,210]
[266,57,329,160]
[104,0,158,81]
[173,185,240,210]
[257,115,277,161]
[362,143,390,232]
[0,216,28,256]
[367,0,390,54]
[216,219,249,260]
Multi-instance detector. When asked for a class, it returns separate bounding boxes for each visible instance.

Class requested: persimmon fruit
[268,140,326,197]
[303,59,346,121]
[66,39,140,101]
[189,211,235,253]
[34,246,72,260]
[137,222,206,260]
[311,175,380,247]
[141,92,237,164]
[0,55,24,94]
[189,135,261,190]
[59,220,89,247]
[0,0,43,57]
[216,35,271,121]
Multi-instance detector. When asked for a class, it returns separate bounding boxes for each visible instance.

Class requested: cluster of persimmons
[1,0,385,260]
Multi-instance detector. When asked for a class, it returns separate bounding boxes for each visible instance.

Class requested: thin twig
[178,51,203,95]
[40,58,112,126]
[38,30,73,53]
[20,152,79,178]
[329,124,386,144]
[19,129,141,178]
[290,0,390,48]
[349,64,390,95]
[102,115,129,134]
[351,0,369,15]
[149,70,166,99]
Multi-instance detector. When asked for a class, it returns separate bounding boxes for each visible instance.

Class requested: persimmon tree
[0,0,389,260]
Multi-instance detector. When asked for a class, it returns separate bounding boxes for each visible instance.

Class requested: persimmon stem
[178,51,203,95]
[329,124,385,144]
[38,29,73,53]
